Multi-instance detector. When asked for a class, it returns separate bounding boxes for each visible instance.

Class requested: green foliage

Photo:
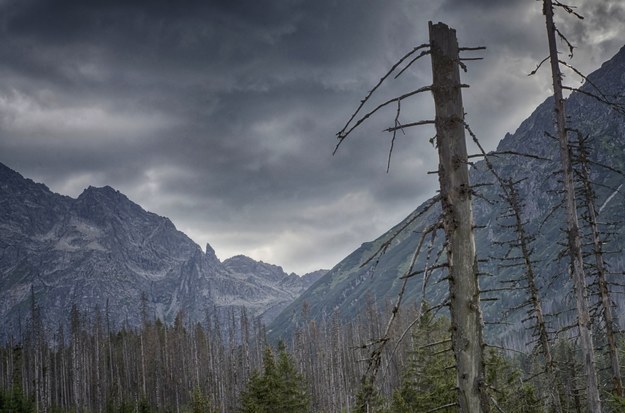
[0,386,34,413]
[485,350,540,413]
[240,342,309,413]
[391,307,455,413]
[551,339,585,413]
[138,398,152,413]
[107,400,136,413]
[353,377,387,413]
[389,311,540,413]
[604,393,625,413]
[186,386,215,413]
[1,345,34,413]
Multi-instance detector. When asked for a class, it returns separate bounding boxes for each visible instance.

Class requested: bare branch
[400,263,448,279]
[384,120,436,133]
[334,86,432,154]
[423,403,459,413]
[562,85,625,116]
[394,49,431,79]
[489,396,507,413]
[359,221,444,395]
[336,43,430,141]
[421,338,453,349]
[479,150,552,162]
[359,196,440,268]
[484,344,528,356]
[387,100,404,172]
[558,60,610,101]
[553,0,584,19]
[459,46,487,51]
[555,27,575,58]
[529,56,550,76]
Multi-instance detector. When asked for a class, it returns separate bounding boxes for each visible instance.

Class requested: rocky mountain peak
[204,242,219,261]
[0,164,70,235]
[593,44,625,83]
[0,163,54,198]
[0,164,325,339]
[79,185,121,198]
[223,255,288,283]
[0,162,23,182]
[76,185,137,211]
[72,184,166,232]
[224,254,260,267]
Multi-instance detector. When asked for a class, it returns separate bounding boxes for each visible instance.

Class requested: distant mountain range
[269,45,625,344]
[0,164,324,341]
[4,46,625,346]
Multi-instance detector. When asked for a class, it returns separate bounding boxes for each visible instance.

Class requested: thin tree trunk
[140,333,147,398]
[542,1,602,411]
[577,137,623,397]
[429,21,488,413]
[505,180,563,412]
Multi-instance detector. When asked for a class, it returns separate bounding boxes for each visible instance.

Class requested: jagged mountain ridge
[0,165,325,340]
[269,45,625,342]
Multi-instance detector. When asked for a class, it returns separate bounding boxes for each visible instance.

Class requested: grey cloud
[564,1,625,66]
[1,0,624,273]
[442,0,528,8]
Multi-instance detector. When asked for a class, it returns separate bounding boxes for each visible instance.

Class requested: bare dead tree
[429,21,488,413]
[463,119,566,410]
[333,18,489,412]
[573,133,623,398]
[501,179,563,412]
[542,0,602,410]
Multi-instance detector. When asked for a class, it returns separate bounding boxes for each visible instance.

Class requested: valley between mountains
[2,37,625,413]
[3,46,625,346]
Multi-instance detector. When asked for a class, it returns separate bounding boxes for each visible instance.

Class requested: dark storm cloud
[0,0,623,273]
[440,0,529,11]
[564,1,625,67]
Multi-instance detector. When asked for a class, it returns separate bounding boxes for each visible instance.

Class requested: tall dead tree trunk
[504,179,563,412]
[577,137,623,398]
[429,21,488,413]
[542,1,602,411]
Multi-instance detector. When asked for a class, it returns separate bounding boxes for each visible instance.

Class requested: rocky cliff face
[221,255,325,322]
[269,46,625,342]
[0,165,324,340]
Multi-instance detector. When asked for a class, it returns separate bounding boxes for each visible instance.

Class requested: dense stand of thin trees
[2,301,268,413]
[0,295,424,413]
[4,292,625,413]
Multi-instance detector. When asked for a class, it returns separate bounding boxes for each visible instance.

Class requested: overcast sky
[1,0,623,274]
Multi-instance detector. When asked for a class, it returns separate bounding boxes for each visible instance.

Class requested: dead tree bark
[429,21,488,413]
[577,136,623,398]
[503,179,563,412]
[542,1,602,411]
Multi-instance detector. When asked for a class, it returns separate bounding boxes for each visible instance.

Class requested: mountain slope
[0,166,321,340]
[269,46,625,342]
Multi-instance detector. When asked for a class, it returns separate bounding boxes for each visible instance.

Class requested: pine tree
[240,370,266,413]
[274,341,309,413]
[1,346,34,413]
[484,350,540,413]
[391,309,455,413]
[239,343,309,413]
[353,377,387,413]
[187,386,215,413]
